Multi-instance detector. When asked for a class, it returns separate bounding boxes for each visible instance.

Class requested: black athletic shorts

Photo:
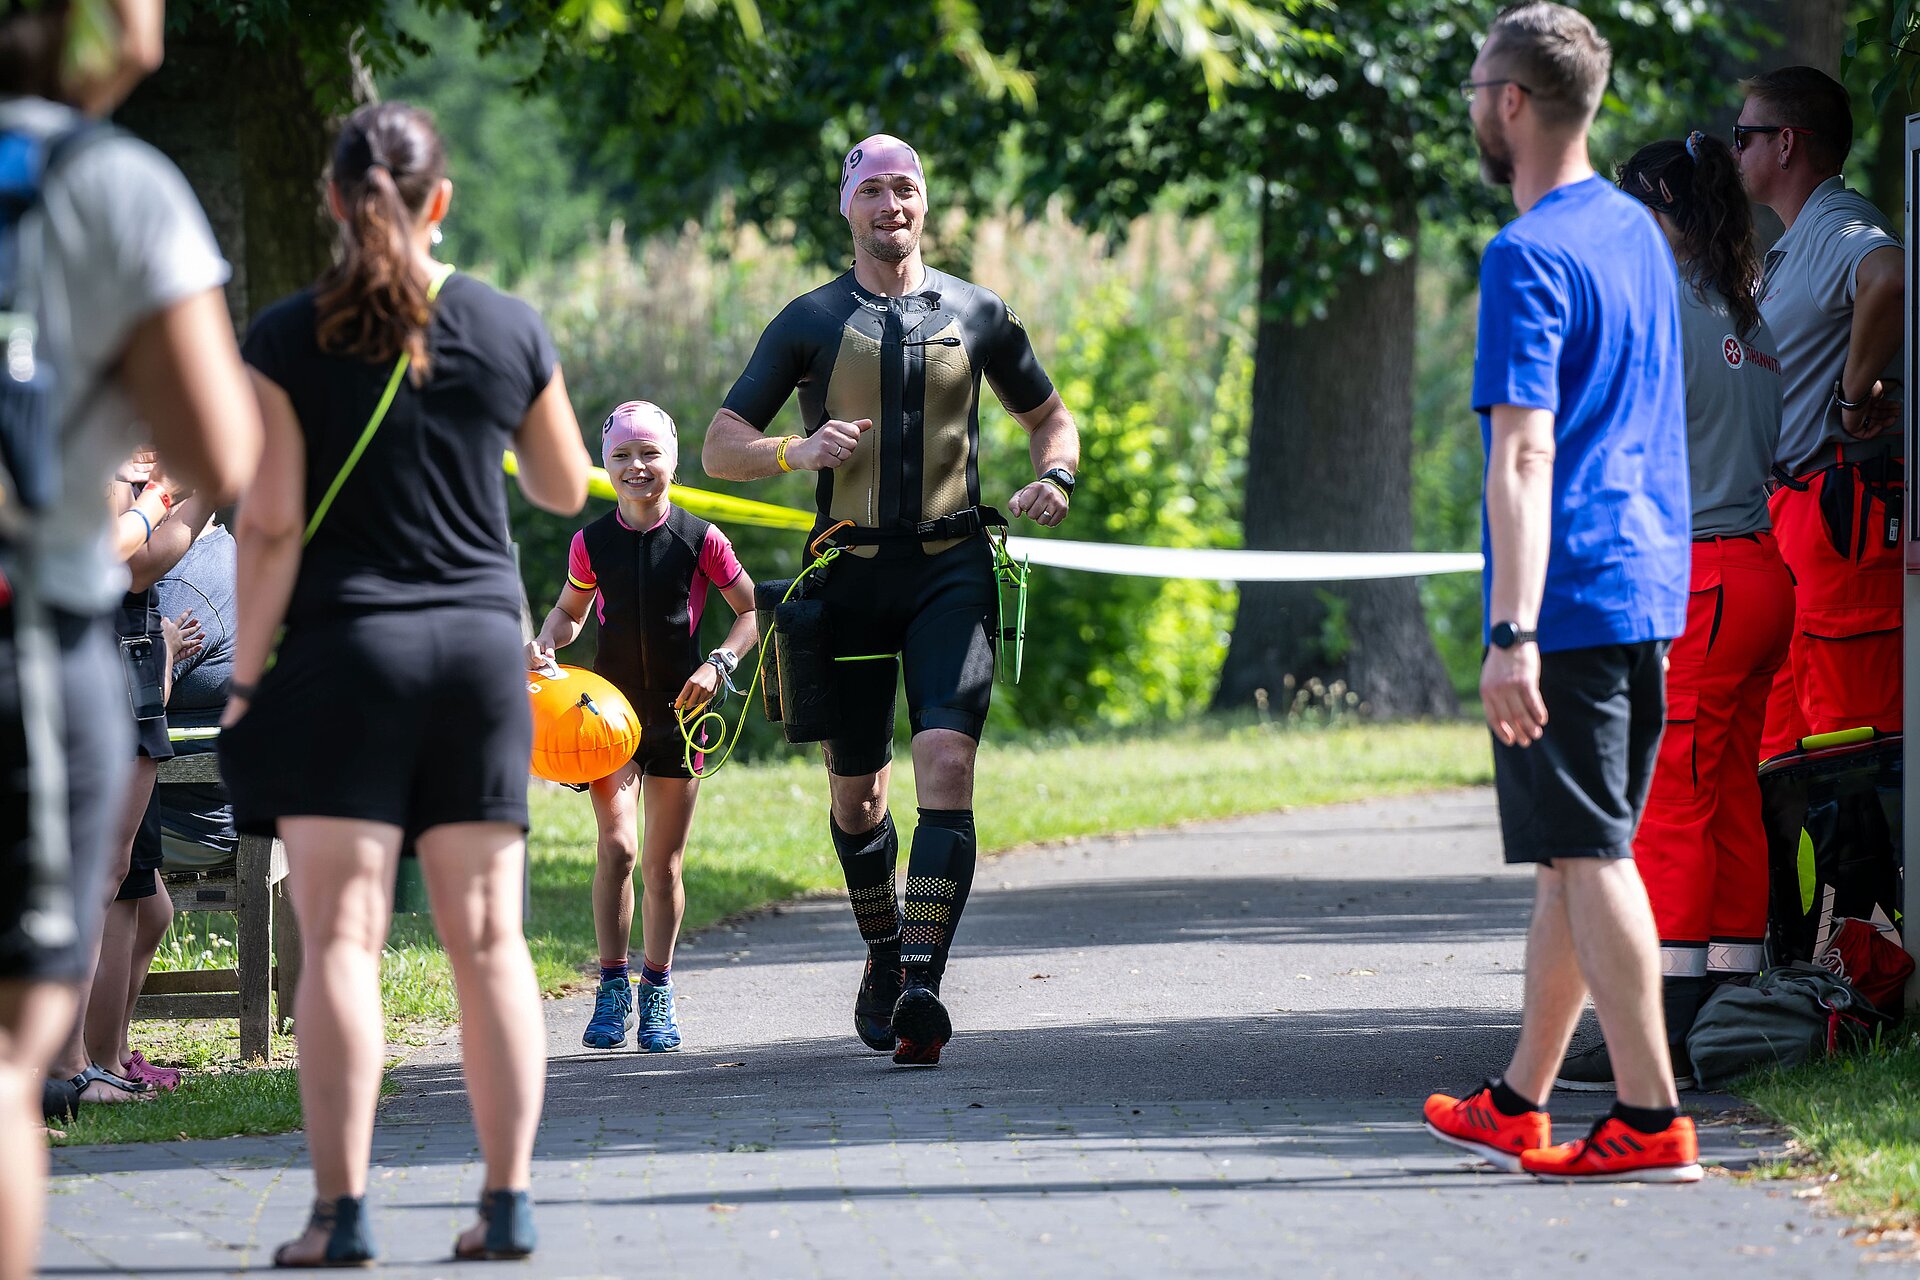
[630,730,696,781]
[0,607,132,981]
[220,607,531,840]
[1492,640,1667,865]
[815,537,997,778]
[117,797,164,902]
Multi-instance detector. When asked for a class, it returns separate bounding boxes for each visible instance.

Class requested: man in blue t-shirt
[1421,2,1700,1185]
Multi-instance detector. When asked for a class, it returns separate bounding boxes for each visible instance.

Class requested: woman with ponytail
[1555,132,1794,1093]
[222,102,590,1265]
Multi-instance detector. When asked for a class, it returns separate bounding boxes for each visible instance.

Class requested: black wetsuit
[722,266,1054,772]
[723,265,1057,1014]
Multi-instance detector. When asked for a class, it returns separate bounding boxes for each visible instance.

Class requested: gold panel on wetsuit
[823,322,885,554]
[919,317,976,555]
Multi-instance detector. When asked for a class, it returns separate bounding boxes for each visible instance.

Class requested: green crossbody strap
[302,262,456,546]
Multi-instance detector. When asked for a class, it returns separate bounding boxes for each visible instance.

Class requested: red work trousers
[1636,533,1794,969]
[1758,454,1905,761]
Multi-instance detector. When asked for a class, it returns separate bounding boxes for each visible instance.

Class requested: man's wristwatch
[1039,467,1076,498]
[1834,380,1869,413]
[1489,621,1537,650]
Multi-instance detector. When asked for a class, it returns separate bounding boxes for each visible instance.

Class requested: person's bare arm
[527,582,594,670]
[1840,246,1905,440]
[511,366,591,515]
[224,371,306,726]
[116,289,261,503]
[702,408,872,482]
[1481,404,1556,747]
[126,490,212,592]
[715,571,759,658]
[1005,391,1079,527]
[673,570,761,712]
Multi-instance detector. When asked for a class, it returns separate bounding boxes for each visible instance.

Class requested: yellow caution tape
[501,451,813,532]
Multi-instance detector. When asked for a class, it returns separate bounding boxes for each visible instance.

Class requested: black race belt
[814,506,1008,547]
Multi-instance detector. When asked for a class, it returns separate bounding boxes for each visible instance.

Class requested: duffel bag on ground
[1686,963,1884,1091]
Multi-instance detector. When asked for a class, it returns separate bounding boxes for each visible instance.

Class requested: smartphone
[121,635,166,721]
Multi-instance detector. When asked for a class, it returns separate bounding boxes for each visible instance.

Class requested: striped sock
[640,959,671,987]
[599,960,630,984]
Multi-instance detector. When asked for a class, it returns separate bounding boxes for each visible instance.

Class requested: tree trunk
[1213,198,1457,720]
[116,35,335,333]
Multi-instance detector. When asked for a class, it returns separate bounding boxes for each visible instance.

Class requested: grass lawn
[1740,1020,1920,1232]
[60,717,1491,1144]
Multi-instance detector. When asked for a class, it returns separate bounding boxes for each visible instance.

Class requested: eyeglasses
[1731,124,1796,153]
[1460,78,1532,102]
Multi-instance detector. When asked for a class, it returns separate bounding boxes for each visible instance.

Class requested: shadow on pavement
[684,873,1538,973]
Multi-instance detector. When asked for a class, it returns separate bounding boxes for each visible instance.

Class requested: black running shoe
[891,982,951,1066]
[855,953,903,1051]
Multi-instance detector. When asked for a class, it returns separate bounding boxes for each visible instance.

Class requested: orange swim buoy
[526,665,642,784]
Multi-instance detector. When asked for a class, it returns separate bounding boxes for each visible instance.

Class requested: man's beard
[854,223,920,263]
[1475,118,1514,187]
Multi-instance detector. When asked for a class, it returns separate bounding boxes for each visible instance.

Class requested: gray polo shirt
[1759,175,1902,474]
[1678,280,1782,538]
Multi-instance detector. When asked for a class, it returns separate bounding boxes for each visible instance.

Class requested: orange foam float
[526,664,642,785]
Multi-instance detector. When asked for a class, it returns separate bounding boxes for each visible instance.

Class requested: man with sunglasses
[1736,66,1906,759]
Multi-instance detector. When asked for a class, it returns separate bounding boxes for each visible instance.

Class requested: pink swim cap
[839,134,926,217]
[601,400,677,467]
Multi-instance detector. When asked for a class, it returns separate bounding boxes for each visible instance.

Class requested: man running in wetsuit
[703,134,1080,1066]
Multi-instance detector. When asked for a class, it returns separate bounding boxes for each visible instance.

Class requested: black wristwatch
[1039,466,1076,497]
[1490,621,1537,650]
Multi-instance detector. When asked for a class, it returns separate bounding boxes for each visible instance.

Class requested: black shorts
[1493,641,1667,865]
[630,730,696,781]
[0,608,133,981]
[220,607,531,840]
[117,794,164,902]
[814,538,997,778]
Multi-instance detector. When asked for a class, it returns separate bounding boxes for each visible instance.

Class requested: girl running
[527,401,757,1055]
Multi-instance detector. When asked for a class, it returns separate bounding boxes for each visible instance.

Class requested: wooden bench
[133,749,300,1061]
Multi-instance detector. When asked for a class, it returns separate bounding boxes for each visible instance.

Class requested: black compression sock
[901,807,976,986]
[1610,1102,1680,1134]
[1489,1077,1542,1116]
[831,812,900,949]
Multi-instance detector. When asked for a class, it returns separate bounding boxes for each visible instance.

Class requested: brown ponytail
[314,102,447,383]
[1618,133,1764,340]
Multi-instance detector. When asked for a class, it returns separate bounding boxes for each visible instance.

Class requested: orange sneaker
[1520,1114,1703,1183]
[1423,1081,1549,1173]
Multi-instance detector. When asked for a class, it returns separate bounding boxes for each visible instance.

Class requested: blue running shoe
[581,975,633,1049]
[637,981,682,1053]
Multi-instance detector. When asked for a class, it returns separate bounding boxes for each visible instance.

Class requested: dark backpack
[0,120,110,524]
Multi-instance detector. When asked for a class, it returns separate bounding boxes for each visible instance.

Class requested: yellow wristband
[776,435,800,473]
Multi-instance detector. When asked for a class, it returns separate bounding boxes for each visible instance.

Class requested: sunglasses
[1731,124,1798,153]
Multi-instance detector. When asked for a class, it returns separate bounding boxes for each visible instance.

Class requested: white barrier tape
[1003,537,1484,582]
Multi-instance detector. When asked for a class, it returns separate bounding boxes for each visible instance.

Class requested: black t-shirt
[242,274,556,624]
[722,267,1053,535]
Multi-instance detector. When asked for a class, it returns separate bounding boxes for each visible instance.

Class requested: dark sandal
[453,1189,536,1261]
[272,1196,375,1269]
[70,1063,150,1099]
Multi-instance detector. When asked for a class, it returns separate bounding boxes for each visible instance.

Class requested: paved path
[42,790,1892,1275]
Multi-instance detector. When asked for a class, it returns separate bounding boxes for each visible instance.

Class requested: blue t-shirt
[1473,176,1690,653]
